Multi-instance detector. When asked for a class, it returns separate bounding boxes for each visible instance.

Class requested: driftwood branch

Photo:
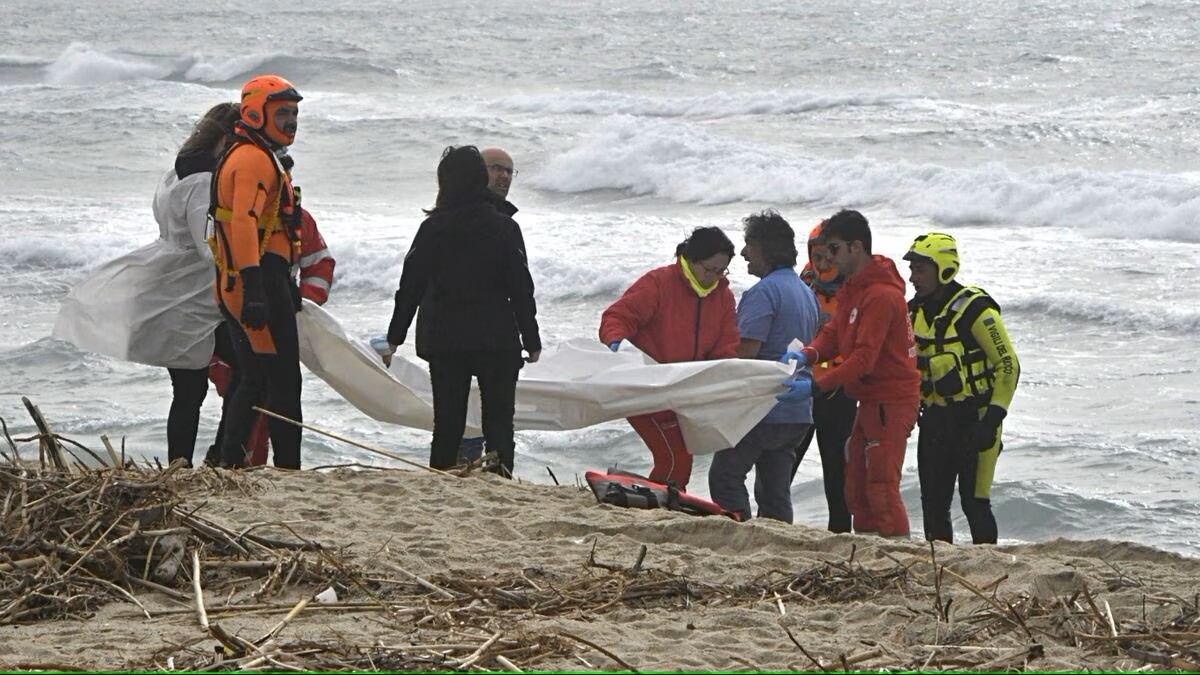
[558,631,639,672]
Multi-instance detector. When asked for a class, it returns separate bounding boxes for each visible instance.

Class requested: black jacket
[388,196,540,360]
[496,198,518,218]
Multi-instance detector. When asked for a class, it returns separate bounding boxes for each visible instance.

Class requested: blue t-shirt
[737,267,820,424]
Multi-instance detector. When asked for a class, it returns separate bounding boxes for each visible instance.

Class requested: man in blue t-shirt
[708,210,819,523]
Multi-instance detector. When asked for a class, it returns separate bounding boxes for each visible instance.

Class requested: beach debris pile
[4,399,1200,672]
[0,399,358,628]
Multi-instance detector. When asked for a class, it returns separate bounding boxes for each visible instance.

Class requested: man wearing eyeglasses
[456,147,522,464]
[779,209,920,539]
[482,147,518,207]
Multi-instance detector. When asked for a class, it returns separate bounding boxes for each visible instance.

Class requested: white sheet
[296,301,792,454]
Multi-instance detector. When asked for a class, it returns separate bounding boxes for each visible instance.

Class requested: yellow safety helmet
[903,232,959,284]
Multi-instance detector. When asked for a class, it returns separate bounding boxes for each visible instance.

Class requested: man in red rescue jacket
[780,209,920,537]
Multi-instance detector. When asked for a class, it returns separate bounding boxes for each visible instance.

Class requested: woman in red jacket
[599,227,740,489]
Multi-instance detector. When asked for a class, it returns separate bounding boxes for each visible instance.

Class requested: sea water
[2,0,1198,552]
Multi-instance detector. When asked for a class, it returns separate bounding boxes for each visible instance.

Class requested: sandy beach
[2,459,1199,672]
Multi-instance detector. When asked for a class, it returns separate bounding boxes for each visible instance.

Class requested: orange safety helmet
[806,219,841,283]
[807,220,825,250]
[240,74,302,143]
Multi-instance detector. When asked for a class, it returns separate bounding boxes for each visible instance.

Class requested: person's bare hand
[525,350,541,364]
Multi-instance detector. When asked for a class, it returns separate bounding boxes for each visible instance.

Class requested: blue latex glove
[780,349,809,367]
[777,375,814,402]
[369,335,396,357]
[608,340,622,352]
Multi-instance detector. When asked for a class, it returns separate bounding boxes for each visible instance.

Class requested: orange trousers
[627,410,693,490]
[844,400,918,537]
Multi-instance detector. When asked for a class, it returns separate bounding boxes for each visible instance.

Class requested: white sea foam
[313,232,640,304]
[1006,292,1200,334]
[0,54,52,66]
[497,89,914,119]
[181,53,285,83]
[38,44,393,88]
[45,43,171,85]
[0,237,97,273]
[529,117,1200,242]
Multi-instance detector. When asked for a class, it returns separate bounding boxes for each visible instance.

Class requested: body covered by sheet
[296,301,791,454]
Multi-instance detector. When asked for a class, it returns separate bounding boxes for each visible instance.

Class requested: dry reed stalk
[558,631,639,672]
[252,406,454,478]
[383,561,455,600]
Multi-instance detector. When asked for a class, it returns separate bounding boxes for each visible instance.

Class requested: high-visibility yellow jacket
[909,283,1019,413]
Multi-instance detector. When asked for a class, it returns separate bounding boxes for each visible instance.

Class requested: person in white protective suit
[54,102,241,467]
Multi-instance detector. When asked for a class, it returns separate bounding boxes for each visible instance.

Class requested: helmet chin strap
[234,122,290,152]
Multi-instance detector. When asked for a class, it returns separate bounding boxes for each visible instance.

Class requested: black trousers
[918,402,999,545]
[166,367,207,466]
[428,351,522,477]
[165,321,237,467]
[791,388,857,533]
[218,260,302,469]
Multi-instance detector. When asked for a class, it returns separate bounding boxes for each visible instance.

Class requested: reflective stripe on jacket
[296,208,334,305]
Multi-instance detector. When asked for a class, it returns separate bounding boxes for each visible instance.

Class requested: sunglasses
[825,240,851,255]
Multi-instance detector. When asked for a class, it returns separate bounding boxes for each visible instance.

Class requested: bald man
[481,147,518,213]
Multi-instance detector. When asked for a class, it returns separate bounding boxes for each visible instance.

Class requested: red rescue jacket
[297,208,335,304]
[599,260,739,364]
[803,255,919,403]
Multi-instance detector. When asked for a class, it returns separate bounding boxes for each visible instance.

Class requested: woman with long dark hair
[386,145,541,477]
[599,226,740,489]
[55,102,241,467]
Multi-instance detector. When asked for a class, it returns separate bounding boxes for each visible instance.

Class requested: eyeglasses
[487,163,518,178]
[698,261,729,276]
